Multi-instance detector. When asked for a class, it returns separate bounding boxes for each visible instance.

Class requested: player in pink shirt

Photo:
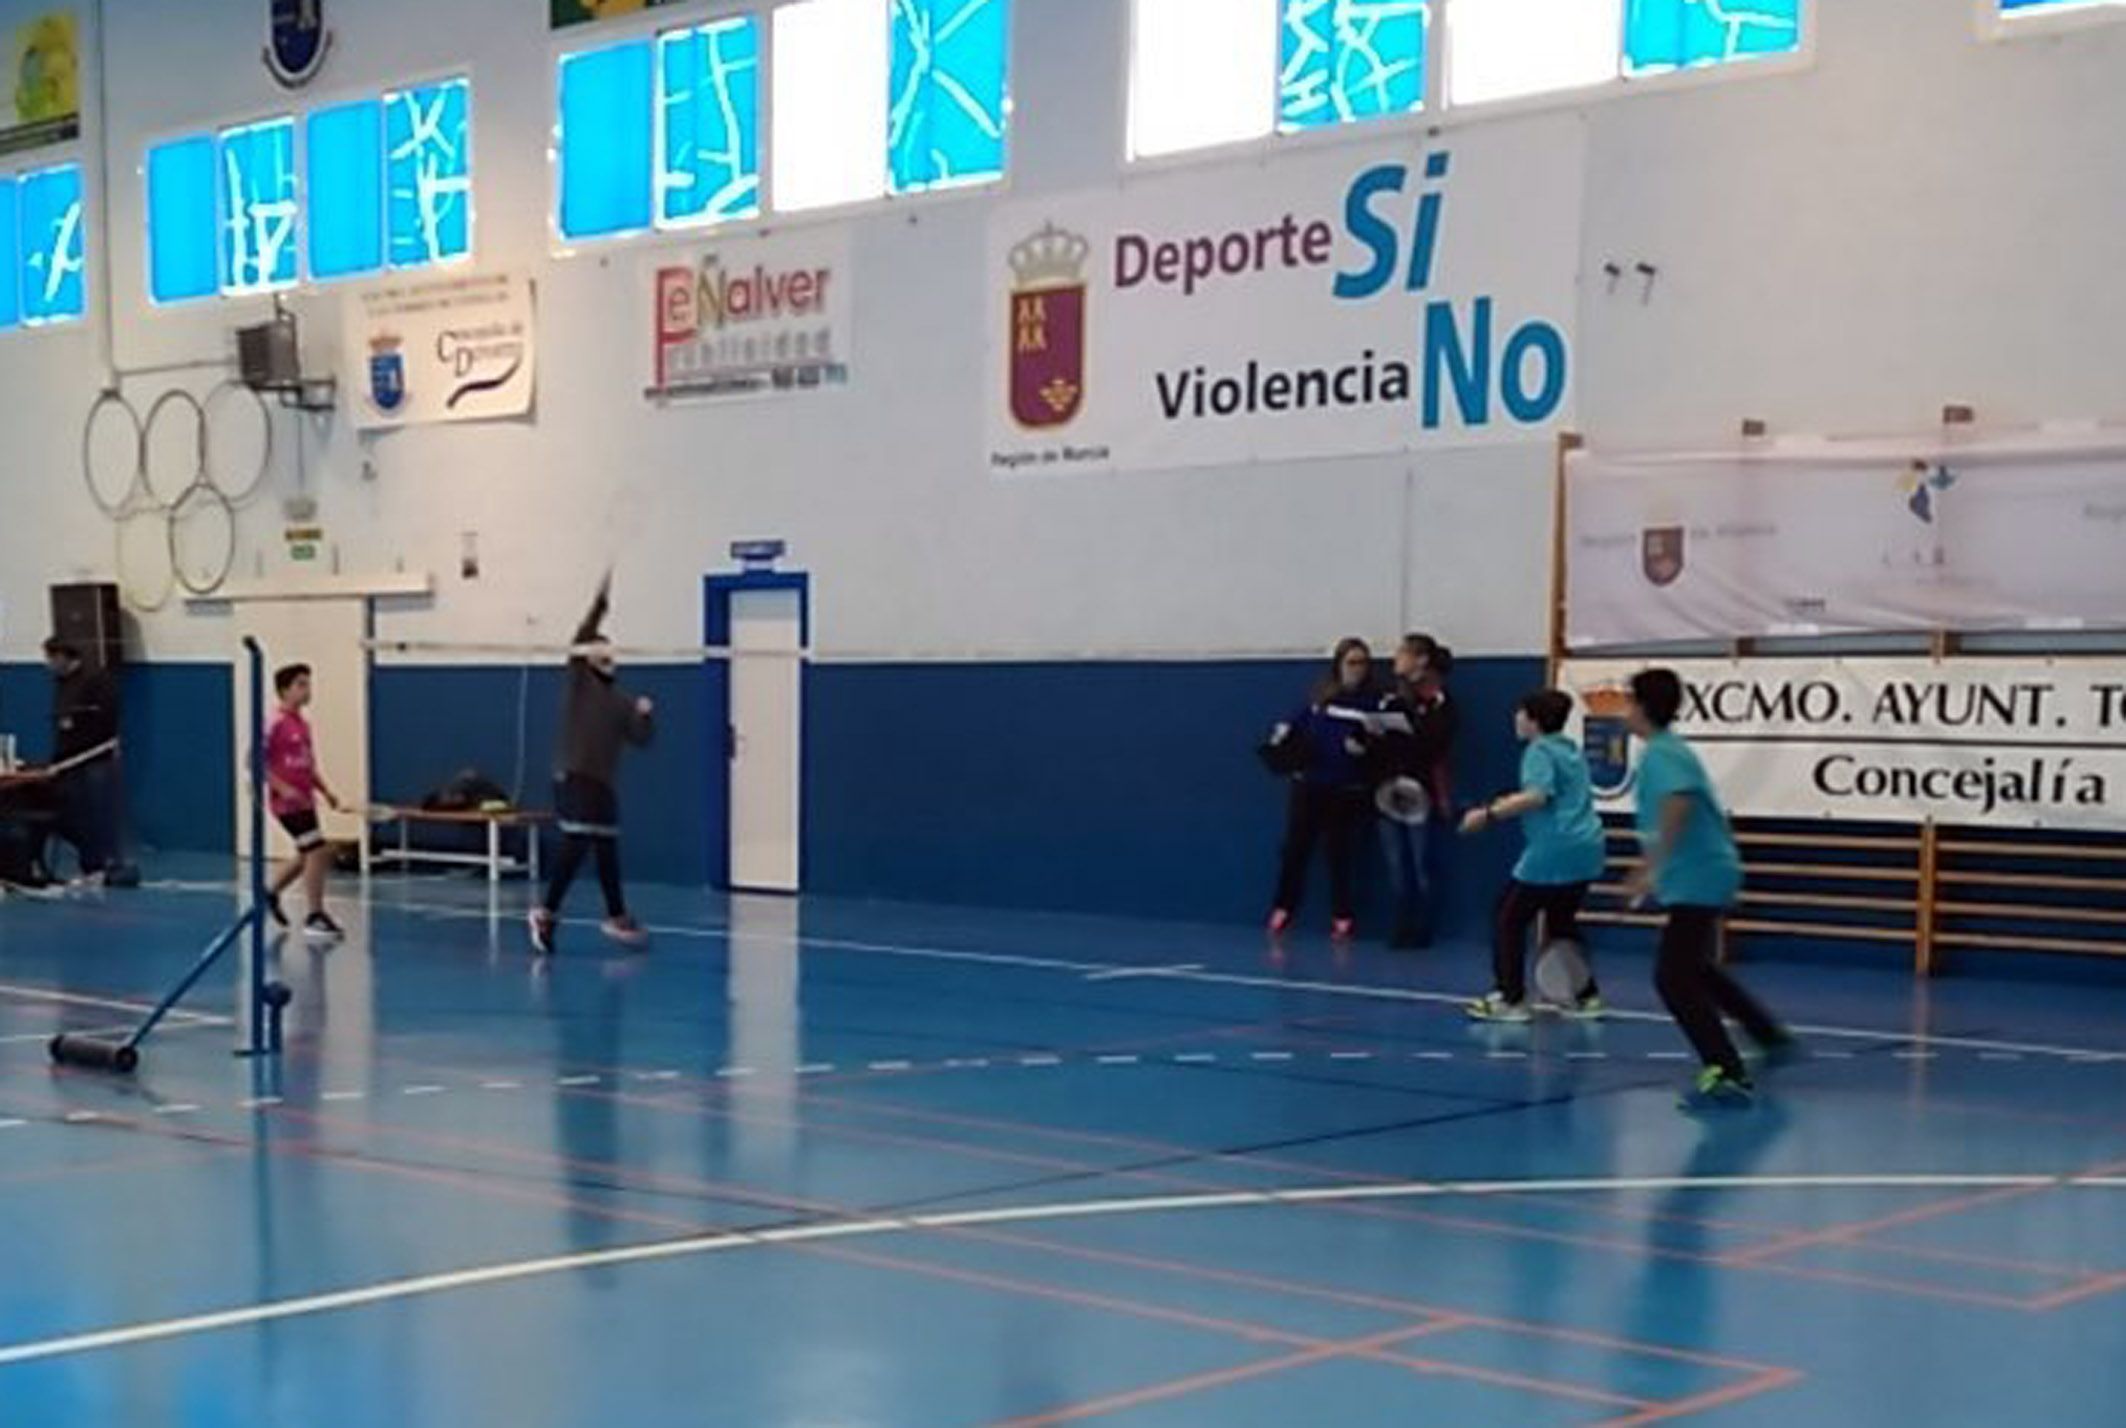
[264,664,345,942]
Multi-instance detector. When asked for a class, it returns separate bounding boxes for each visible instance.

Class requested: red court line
[1590,1367,1806,1428]
[145,1096,1743,1402]
[976,1320,1467,1428]
[55,1099,1466,1366]
[266,1083,1793,1387]
[944,1223,1785,1376]
[2025,1269,2126,1312]
[791,1077,2112,1286]
[1720,1184,2055,1266]
[84,1096,1667,1415]
[262,1031,2055,1316]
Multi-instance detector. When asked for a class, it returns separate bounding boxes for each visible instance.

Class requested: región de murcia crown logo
[1008,223,1090,430]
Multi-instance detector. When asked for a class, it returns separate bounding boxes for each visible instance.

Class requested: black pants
[1493,880,1594,1004]
[545,775,626,919]
[54,762,114,875]
[1272,784,1369,921]
[1654,907,1784,1078]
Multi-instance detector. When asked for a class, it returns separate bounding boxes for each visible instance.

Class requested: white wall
[1,0,2121,666]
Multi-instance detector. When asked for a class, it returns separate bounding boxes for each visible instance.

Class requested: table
[360,806,551,887]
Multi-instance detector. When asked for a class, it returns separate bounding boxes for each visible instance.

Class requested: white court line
[1084,963,1204,983]
[0,982,230,1028]
[145,884,2126,1063]
[0,1170,2106,1370]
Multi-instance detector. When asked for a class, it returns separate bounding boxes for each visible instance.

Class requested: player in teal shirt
[1626,669,1795,1108]
[1460,690,1609,1021]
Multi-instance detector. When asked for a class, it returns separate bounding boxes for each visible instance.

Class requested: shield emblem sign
[266,0,330,88]
[1582,715,1634,798]
[1010,285,1085,430]
[1642,526,1685,588]
[370,350,406,413]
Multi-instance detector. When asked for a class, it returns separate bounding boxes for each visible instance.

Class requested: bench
[360,805,551,887]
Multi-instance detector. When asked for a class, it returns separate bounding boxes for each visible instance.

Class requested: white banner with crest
[1565,434,2126,648]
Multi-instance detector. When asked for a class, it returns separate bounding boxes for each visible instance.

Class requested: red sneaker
[1330,918,1356,942]
[1267,908,1293,935]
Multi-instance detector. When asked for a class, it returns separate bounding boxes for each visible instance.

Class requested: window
[218,117,299,295]
[2,164,91,331]
[0,179,17,328]
[1624,0,1802,75]
[17,163,85,324]
[773,0,889,211]
[307,101,385,280]
[1130,0,1276,158]
[149,77,474,303]
[556,1,1009,240]
[387,78,474,267]
[1280,0,1428,132]
[889,0,1012,191]
[147,137,219,304]
[557,40,656,241]
[1133,0,1808,158]
[658,17,762,228]
[1448,0,1622,106]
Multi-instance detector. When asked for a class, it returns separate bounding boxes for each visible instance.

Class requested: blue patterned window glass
[657,17,762,228]
[558,39,656,241]
[307,100,385,281]
[387,77,473,268]
[1279,0,1428,131]
[0,177,19,328]
[888,0,1011,193]
[18,162,85,323]
[219,117,299,294]
[1624,0,1802,76]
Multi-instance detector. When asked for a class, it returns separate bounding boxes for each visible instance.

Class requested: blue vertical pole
[242,636,272,1057]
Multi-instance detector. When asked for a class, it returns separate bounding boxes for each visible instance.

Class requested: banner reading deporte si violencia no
[986,114,1585,477]
[1559,657,2126,832]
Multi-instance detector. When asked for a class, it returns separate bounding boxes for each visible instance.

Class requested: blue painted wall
[0,661,232,854]
[802,656,1545,934]
[368,662,718,888]
[6,652,1544,940]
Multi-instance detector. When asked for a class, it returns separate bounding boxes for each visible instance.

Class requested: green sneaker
[1679,1065,1757,1111]
[1466,992,1532,1024]
[1552,993,1607,1021]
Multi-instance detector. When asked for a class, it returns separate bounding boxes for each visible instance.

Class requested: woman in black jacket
[1266,638,1378,941]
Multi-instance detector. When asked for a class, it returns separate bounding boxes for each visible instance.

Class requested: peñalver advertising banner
[986,114,1585,477]
[1565,435,2126,648]
[647,226,852,403]
[1559,657,2126,831]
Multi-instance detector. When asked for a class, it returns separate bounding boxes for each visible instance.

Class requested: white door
[232,599,369,858]
[727,589,803,893]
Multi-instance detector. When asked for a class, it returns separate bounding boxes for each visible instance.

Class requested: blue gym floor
[2,869,2124,1426]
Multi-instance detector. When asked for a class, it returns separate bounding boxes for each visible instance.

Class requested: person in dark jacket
[1375,633,1458,948]
[529,576,655,955]
[1267,638,1377,941]
[43,638,120,879]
